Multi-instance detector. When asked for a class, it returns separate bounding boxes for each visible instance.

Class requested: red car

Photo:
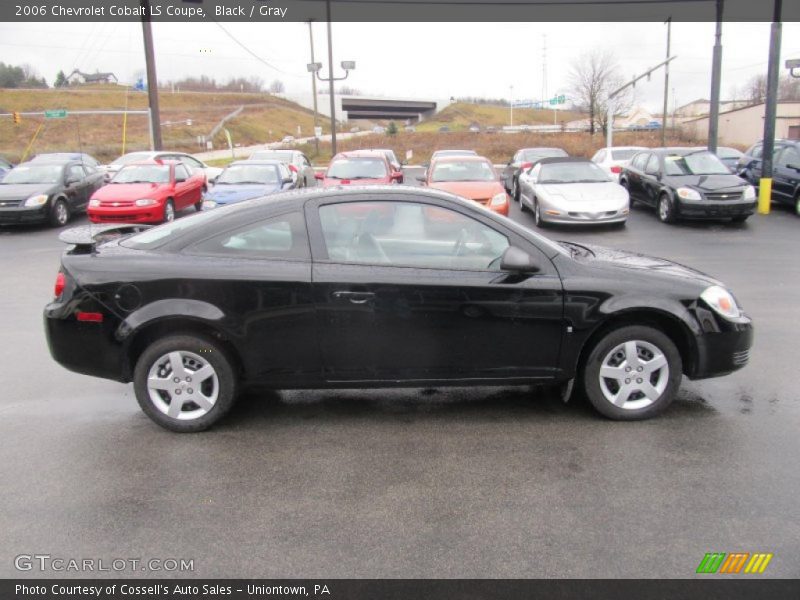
[87,160,205,224]
[317,150,403,187]
[421,155,510,216]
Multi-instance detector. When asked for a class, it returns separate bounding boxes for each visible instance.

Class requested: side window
[529,163,542,180]
[632,153,648,170]
[182,156,204,169]
[750,144,763,160]
[174,165,190,181]
[301,155,311,167]
[279,164,290,180]
[318,201,510,271]
[645,154,660,175]
[188,212,309,259]
[67,165,85,180]
[778,146,800,168]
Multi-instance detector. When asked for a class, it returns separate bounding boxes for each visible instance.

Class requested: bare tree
[569,49,630,135]
[269,79,285,94]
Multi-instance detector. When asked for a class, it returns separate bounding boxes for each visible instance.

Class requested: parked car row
[736,139,800,215]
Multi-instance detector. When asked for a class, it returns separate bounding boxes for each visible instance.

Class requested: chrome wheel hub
[146,351,218,420]
[598,340,668,410]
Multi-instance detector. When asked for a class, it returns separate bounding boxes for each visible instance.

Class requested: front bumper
[542,211,627,225]
[88,204,165,224]
[0,205,49,224]
[677,199,756,219]
[689,310,754,379]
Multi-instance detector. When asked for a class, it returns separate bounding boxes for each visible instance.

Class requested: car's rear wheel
[195,187,206,212]
[657,193,676,224]
[163,199,175,223]
[49,199,69,227]
[133,335,238,432]
[582,325,682,420]
[512,178,521,202]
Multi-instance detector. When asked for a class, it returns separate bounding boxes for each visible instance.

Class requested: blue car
[202,160,295,209]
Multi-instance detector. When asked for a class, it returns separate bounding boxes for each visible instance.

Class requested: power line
[213,21,305,78]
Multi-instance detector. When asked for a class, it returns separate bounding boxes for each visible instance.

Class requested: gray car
[517,157,629,228]
[502,147,569,201]
[249,150,316,188]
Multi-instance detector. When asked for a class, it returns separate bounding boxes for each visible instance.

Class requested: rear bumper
[0,205,49,224]
[677,199,756,219]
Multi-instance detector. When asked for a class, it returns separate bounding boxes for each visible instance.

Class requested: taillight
[520,162,533,170]
[287,164,298,173]
[54,272,65,297]
[611,165,622,174]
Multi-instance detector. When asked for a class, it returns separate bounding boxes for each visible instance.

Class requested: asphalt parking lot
[1,179,798,579]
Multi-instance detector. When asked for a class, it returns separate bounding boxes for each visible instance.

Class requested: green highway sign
[44,109,67,119]
[549,95,566,106]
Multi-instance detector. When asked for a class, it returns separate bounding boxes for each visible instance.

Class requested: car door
[502,152,520,191]
[299,154,315,187]
[172,164,194,209]
[518,162,540,207]
[63,164,91,210]
[772,145,800,203]
[306,197,565,383]
[640,154,663,207]
[624,153,647,201]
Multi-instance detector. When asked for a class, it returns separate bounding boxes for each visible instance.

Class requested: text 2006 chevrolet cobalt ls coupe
[44,187,752,432]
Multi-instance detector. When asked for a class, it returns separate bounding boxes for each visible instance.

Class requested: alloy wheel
[164,201,175,222]
[598,340,669,410]
[146,350,219,420]
[54,202,68,225]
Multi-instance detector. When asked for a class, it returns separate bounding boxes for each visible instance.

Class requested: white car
[590,146,647,182]
[517,157,629,227]
[249,149,316,188]
[101,151,222,184]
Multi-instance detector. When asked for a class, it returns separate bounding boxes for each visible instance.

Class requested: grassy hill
[415,102,585,132]
[0,85,318,163]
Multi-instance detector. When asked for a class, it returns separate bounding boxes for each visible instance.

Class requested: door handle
[332,291,375,304]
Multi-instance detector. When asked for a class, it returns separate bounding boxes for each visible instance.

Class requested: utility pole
[307,21,320,155]
[140,0,162,150]
[661,17,671,146]
[707,0,723,154]
[759,0,783,215]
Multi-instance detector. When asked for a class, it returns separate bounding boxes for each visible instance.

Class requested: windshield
[610,149,640,161]
[539,162,611,184]
[112,165,170,184]
[664,151,730,176]
[716,147,743,159]
[250,151,293,162]
[433,150,477,158]
[326,158,388,179]
[431,160,496,182]
[521,148,567,161]
[1,165,62,184]
[111,152,153,167]
[217,164,280,185]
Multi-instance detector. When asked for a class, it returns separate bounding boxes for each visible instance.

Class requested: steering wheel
[452,228,469,257]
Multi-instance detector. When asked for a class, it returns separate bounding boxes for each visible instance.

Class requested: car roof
[31,152,94,161]
[431,154,492,164]
[519,147,566,152]
[332,150,388,160]
[122,159,178,166]
[15,160,69,168]
[536,157,593,165]
[433,149,477,155]
[228,160,284,166]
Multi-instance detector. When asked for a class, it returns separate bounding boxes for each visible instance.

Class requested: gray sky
[2,21,799,112]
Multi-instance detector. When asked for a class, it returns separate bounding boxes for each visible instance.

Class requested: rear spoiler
[58,224,153,254]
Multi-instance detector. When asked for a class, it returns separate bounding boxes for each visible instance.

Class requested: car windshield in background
[431,160,496,182]
[327,158,388,179]
[539,162,611,184]
[121,209,226,250]
[610,149,640,161]
[110,152,153,167]
[113,165,170,184]
[217,165,280,185]
[716,147,743,159]
[250,151,294,162]
[521,149,567,161]
[1,165,62,184]
[664,152,730,176]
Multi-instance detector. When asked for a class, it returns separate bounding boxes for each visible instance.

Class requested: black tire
[513,177,521,202]
[133,334,238,432]
[49,198,70,228]
[795,193,800,217]
[657,193,676,224]
[533,200,546,227]
[195,187,206,212]
[163,199,175,223]
[582,325,682,420]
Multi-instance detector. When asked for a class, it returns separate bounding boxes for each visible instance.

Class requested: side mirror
[787,163,800,172]
[500,246,540,273]
[282,177,293,184]
[314,172,325,180]
[175,177,186,183]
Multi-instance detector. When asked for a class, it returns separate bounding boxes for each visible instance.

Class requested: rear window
[120,210,226,250]
[610,149,639,161]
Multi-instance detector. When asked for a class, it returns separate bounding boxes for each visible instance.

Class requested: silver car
[517,157,629,227]
[101,151,222,184]
[249,149,316,188]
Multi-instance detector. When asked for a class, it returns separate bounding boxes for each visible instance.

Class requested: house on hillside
[66,70,118,85]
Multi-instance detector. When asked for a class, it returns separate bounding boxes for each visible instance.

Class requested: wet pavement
[0,189,798,578]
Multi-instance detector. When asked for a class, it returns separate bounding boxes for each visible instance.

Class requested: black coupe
[45,187,753,431]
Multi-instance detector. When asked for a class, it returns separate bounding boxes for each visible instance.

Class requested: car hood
[0,183,59,200]
[666,173,747,192]
[569,243,721,287]
[539,182,627,204]
[428,181,504,200]
[205,183,281,204]
[92,182,167,201]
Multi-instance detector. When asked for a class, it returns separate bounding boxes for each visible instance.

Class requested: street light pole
[661,17,671,146]
[307,21,320,155]
[325,1,337,155]
[140,0,162,150]
[759,0,783,215]
[707,0,724,154]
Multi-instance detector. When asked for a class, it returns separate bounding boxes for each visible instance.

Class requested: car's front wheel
[49,199,70,227]
[133,334,238,432]
[582,325,682,420]
[163,199,175,223]
[657,193,676,223]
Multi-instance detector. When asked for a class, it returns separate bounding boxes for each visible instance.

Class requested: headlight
[700,285,741,320]
[743,185,756,201]
[89,199,100,208]
[202,200,217,210]
[490,192,508,207]
[23,194,48,207]
[135,198,157,207]
[676,187,702,201]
